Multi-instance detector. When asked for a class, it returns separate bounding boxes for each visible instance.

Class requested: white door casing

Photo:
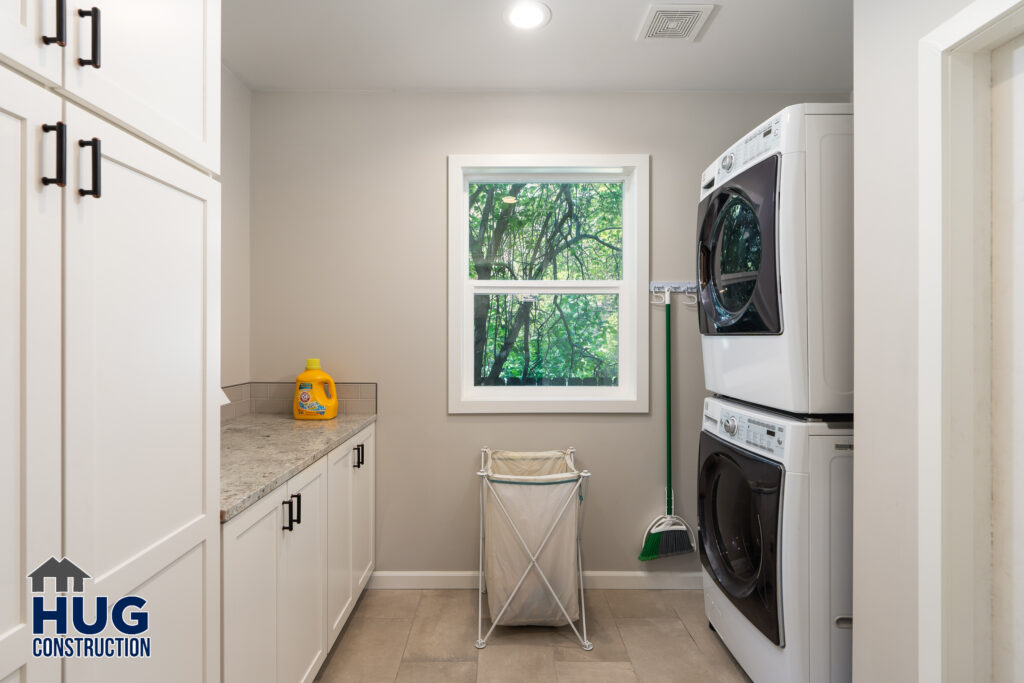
[918,1,1024,680]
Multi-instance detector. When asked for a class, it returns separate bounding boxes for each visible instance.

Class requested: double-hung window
[447,155,650,413]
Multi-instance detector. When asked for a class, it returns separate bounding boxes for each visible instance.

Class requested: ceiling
[222,0,852,93]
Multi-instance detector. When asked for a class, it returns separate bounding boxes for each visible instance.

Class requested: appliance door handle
[282,500,294,531]
[291,493,301,525]
[42,0,66,46]
[41,122,66,187]
[78,138,101,198]
[77,7,100,68]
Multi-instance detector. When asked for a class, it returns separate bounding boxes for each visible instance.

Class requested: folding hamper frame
[475,447,593,650]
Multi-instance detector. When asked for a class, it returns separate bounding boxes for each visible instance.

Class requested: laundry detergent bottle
[293,358,338,420]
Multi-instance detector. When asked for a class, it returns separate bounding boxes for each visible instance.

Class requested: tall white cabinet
[0,3,221,682]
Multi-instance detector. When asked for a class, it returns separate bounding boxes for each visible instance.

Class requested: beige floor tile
[554,591,630,662]
[354,589,423,619]
[402,589,482,661]
[616,617,717,683]
[665,592,751,683]
[395,660,477,683]
[477,644,557,683]
[318,617,413,683]
[603,590,681,619]
[554,661,638,683]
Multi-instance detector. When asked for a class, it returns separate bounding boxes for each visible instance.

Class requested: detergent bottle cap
[305,358,321,370]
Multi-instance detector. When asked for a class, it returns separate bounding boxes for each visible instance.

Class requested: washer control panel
[714,407,786,456]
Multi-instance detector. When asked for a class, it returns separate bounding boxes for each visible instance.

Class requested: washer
[696,103,853,415]
[698,396,853,683]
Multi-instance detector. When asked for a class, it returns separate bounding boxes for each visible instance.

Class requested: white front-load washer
[698,396,853,683]
[697,103,853,415]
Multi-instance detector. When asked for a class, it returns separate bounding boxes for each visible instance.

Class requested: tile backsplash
[221,382,377,422]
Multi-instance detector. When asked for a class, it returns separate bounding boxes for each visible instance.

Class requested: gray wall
[851,0,973,680]
[246,90,847,575]
[221,66,252,387]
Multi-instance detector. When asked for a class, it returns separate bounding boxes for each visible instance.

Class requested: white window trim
[447,154,650,414]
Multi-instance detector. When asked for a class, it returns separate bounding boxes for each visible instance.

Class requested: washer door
[698,431,784,646]
[697,154,781,335]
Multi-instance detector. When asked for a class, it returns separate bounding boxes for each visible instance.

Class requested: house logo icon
[28,557,91,593]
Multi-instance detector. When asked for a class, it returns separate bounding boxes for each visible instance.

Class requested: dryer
[697,103,853,415]
[698,396,853,683]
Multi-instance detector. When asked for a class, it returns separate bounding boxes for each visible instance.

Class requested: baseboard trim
[367,570,703,590]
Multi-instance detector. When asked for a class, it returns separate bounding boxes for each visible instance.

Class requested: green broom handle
[666,298,672,517]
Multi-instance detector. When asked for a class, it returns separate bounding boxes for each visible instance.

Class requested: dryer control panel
[705,405,786,457]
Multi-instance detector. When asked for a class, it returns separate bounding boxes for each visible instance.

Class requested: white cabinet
[0,64,62,683]
[0,0,220,171]
[61,103,221,683]
[62,0,221,172]
[278,460,327,683]
[326,442,355,646]
[222,487,282,683]
[224,423,376,682]
[0,0,64,84]
[352,428,376,593]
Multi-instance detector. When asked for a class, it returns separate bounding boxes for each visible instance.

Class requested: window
[448,155,650,413]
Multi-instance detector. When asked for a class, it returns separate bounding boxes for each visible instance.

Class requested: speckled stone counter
[220,413,376,523]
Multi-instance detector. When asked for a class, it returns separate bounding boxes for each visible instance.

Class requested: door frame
[918,1,1024,679]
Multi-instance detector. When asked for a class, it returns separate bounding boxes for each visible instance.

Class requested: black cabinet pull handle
[42,0,66,46]
[282,500,294,531]
[77,7,100,68]
[78,137,100,198]
[41,122,66,187]
[359,444,365,467]
[291,493,302,525]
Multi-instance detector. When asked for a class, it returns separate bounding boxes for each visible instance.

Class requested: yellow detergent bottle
[293,358,338,420]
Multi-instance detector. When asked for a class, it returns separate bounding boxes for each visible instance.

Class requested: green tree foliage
[467,182,623,385]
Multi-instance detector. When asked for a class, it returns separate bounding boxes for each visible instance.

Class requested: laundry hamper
[475,448,592,650]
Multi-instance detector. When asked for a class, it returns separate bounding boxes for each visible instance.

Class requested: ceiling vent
[637,4,715,41]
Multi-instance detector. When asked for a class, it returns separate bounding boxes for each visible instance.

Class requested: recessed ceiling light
[504,1,551,30]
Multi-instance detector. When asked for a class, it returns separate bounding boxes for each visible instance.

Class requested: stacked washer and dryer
[694,103,854,683]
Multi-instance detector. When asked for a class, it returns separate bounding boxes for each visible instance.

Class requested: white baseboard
[367,570,703,590]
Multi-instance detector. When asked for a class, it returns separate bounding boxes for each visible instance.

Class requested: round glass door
[710,194,762,323]
[701,453,763,598]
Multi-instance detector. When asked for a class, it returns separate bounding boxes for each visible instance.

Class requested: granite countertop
[220,412,377,523]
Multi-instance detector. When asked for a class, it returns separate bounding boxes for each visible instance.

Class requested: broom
[639,293,696,561]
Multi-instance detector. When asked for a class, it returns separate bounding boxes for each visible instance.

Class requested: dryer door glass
[698,431,784,646]
[711,196,762,321]
[696,154,782,335]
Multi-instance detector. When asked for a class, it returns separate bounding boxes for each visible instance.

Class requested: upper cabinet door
[63,102,221,683]
[0,0,64,84]
[63,0,220,173]
[0,66,62,683]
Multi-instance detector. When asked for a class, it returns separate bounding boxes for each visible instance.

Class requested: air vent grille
[638,4,715,41]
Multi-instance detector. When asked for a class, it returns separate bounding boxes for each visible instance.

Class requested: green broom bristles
[638,525,695,561]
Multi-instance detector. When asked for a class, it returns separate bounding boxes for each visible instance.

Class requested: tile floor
[315,589,750,683]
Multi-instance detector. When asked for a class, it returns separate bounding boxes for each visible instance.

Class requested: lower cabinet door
[278,459,327,683]
[352,427,376,593]
[222,489,284,683]
[326,443,355,648]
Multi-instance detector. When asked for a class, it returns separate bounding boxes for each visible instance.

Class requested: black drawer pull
[41,122,66,187]
[291,493,302,525]
[359,444,365,467]
[77,7,100,68]
[42,0,66,46]
[282,499,294,531]
[78,137,101,198]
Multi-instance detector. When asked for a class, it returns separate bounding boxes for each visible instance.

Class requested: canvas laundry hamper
[475,448,592,650]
